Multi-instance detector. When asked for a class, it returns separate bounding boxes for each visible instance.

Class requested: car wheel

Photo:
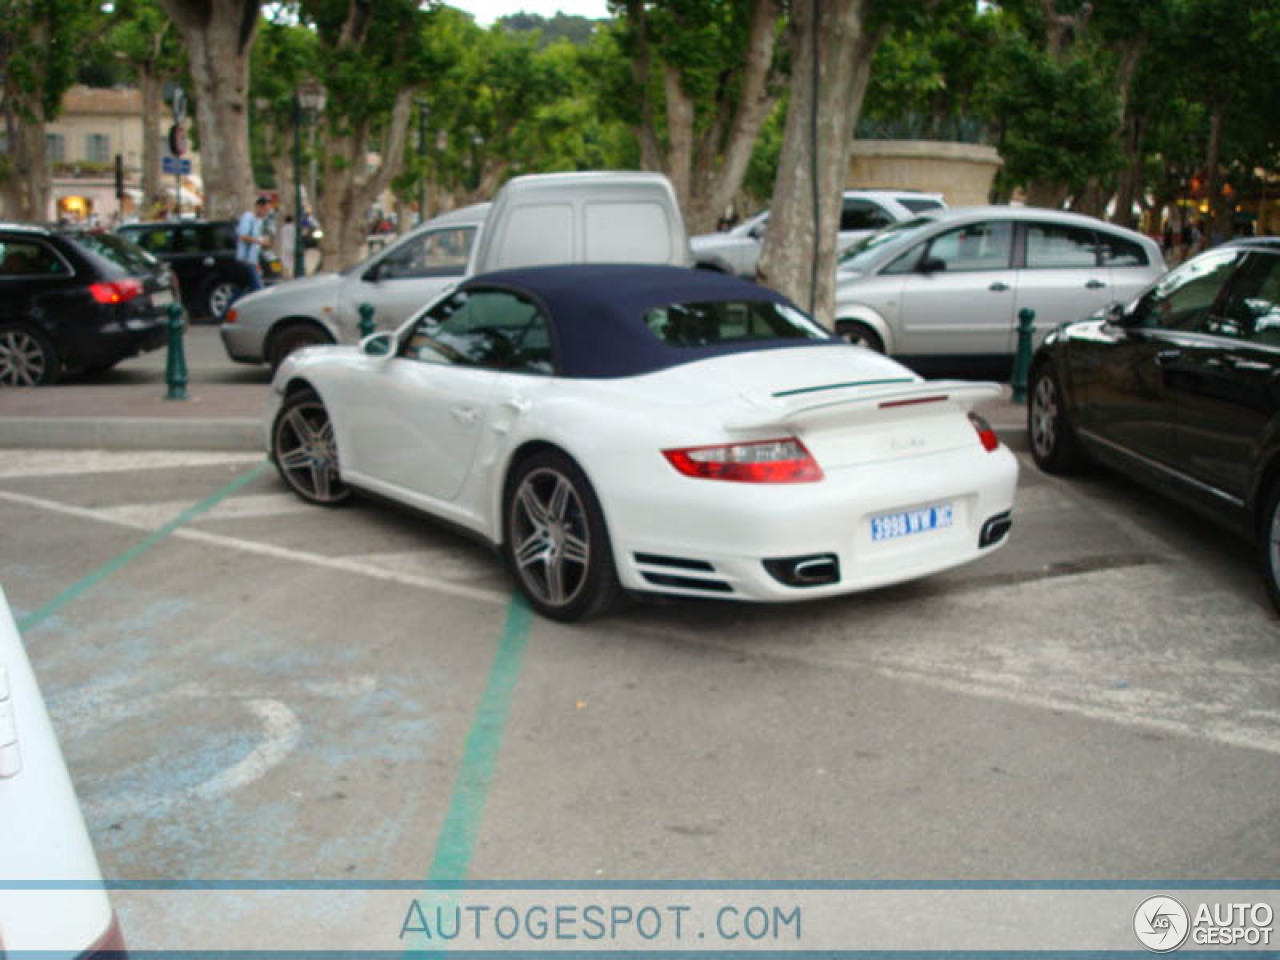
[837,320,884,352]
[207,279,239,321]
[268,323,331,372]
[503,450,620,622]
[1259,482,1280,615]
[1028,362,1085,474]
[0,323,60,386]
[271,388,350,506]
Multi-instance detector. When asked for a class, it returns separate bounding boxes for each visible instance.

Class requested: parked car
[691,189,947,278]
[1028,239,1280,610]
[225,170,692,370]
[833,206,1165,370]
[267,264,1017,621]
[0,587,127,956]
[117,219,283,321]
[0,222,175,385]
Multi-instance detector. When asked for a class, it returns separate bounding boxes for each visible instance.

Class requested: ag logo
[1134,896,1190,952]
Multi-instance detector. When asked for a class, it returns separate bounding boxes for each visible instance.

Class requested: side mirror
[917,256,946,275]
[360,331,396,358]
[364,261,385,283]
[749,223,767,241]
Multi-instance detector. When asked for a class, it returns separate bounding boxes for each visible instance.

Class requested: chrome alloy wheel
[209,281,237,320]
[510,467,591,608]
[1268,500,1280,600]
[0,329,49,386]
[273,399,348,503]
[1030,374,1059,461]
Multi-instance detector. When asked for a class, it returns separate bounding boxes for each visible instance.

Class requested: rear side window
[1099,232,1149,267]
[1024,223,1098,268]
[1130,248,1245,332]
[643,300,828,348]
[1220,253,1280,344]
[899,197,945,214]
[0,238,71,277]
[127,227,174,254]
[205,223,237,252]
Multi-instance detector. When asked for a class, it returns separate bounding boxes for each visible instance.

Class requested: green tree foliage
[0,0,99,219]
[497,11,602,47]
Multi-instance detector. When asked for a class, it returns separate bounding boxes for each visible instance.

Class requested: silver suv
[691,189,946,278]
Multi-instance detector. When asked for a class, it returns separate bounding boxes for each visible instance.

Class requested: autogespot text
[399,900,803,946]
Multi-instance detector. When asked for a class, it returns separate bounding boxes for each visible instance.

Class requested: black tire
[1259,481,1280,615]
[837,320,884,353]
[0,323,60,386]
[270,387,351,506]
[268,322,331,372]
[1028,362,1086,474]
[502,450,620,622]
[206,278,239,321]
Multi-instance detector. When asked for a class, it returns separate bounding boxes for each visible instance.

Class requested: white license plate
[151,288,173,307]
[871,503,953,542]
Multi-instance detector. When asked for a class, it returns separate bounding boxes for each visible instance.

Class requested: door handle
[1085,279,1107,290]
[450,406,479,424]
[1155,349,1183,366]
[988,281,1010,292]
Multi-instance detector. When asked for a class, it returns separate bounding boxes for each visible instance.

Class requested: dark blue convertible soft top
[460,264,837,379]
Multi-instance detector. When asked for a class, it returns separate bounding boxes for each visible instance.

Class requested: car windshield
[837,216,938,271]
[68,231,159,274]
[642,299,830,348]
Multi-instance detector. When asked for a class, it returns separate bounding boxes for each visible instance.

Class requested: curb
[0,417,263,452]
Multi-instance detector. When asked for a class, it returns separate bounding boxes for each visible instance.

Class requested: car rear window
[68,232,158,274]
[642,299,830,348]
[899,197,945,214]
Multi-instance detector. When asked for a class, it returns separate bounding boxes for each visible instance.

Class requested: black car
[117,219,283,321]
[0,223,176,385]
[1028,239,1280,608]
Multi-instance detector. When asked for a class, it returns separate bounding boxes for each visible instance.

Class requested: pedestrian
[235,195,272,295]
[279,214,297,279]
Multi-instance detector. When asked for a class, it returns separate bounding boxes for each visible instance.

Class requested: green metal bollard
[358,302,376,339]
[1009,307,1036,405]
[164,302,188,401]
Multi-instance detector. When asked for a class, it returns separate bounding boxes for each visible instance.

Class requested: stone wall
[847,140,1003,206]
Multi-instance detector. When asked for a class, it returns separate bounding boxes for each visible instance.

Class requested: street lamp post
[293,79,327,279]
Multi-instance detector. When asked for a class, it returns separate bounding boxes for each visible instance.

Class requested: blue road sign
[162,156,192,175]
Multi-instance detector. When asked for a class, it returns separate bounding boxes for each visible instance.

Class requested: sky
[444,1,612,27]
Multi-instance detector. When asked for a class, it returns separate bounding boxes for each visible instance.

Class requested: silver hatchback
[833,206,1165,368]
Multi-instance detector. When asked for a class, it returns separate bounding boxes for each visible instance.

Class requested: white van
[222,171,690,369]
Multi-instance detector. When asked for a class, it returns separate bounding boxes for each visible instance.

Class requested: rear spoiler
[724,379,1002,433]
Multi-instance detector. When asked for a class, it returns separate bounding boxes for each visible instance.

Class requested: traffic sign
[162,155,191,175]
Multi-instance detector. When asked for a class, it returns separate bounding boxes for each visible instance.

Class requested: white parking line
[0,488,509,607]
[0,450,263,478]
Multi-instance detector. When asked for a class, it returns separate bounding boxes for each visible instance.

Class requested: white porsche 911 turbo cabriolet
[267,264,1017,621]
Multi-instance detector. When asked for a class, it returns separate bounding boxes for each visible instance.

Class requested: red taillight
[88,278,143,305]
[225,308,237,324]
[969,412,999,452]
[663,437,823,483]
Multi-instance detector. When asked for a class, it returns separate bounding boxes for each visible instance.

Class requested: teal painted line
[427,595,533,884]
[17,460,270,635]
[772,377,913,398]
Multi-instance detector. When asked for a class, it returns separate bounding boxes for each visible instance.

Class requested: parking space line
[0,488,511,608]
[14,461,271,634]
[427,596,533,883]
